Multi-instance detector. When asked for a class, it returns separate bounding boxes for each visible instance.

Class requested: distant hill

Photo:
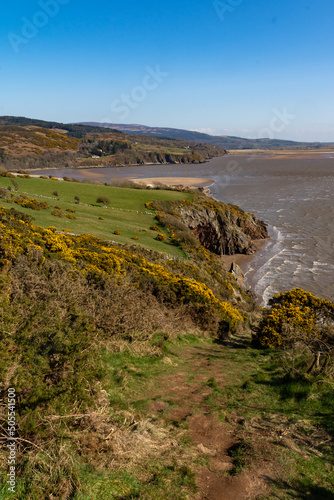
[0,116,120,138]
[77,122,333,150]
[0,116,226,170]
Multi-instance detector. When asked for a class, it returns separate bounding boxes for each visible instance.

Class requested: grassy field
[0,175,193,257]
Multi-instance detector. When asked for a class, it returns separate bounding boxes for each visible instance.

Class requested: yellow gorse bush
[255,288,334,348]
[0,207,244,333]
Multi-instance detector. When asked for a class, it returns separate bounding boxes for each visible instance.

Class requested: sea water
[32,152,334,304]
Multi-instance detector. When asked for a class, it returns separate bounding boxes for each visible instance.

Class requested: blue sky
[1,0,334,141]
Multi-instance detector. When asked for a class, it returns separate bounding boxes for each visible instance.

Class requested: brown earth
[145,344,274,499]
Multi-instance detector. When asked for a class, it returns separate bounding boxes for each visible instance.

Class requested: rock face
[178,204,268,255]
[229,262,245,289]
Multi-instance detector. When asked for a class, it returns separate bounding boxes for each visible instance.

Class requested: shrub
[50,177,58,181]
[0,187,10,198]
[114,230,121,235]
[150,225,160,231]
[66,214,77,220]
[66,208,75,213]
[131,235,139,240]
[0,170,15,178]
[53,190,59,197]
[51,208,65,218]
[10,179,19,191]
[155,233,167,241]
[97,196,111,205]
[99,216,104,220]
[254,288,334,375]
[14,194,49,211]
[74,196,80,204]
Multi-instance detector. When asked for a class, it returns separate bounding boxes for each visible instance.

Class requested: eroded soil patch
[144,343,272,499]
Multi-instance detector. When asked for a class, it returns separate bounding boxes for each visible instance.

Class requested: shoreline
[24,159,212,172]
[219,238,269,273]
[129,176,215,188]
[127,175,272,302]
[23,167,272,303]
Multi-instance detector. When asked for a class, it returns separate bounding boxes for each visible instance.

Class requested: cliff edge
[152,192,268,257]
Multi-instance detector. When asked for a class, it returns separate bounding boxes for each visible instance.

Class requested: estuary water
[32,152,334,304]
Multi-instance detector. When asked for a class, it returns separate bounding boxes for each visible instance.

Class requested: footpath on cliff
[103,333,334,500]
[146,339,271,500]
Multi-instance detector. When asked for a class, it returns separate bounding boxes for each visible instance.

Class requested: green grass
[101,348,169,415]
[101,338,334,498]
[202,344,334,496]
[0,176,192,257]
[73,461,196,500]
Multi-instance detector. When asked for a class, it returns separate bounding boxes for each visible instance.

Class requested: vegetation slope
[0,177,333,499]
[0,117,226,171]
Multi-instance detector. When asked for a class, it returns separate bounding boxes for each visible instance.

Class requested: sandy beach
[219,239,269,272]
[130,176,215,188]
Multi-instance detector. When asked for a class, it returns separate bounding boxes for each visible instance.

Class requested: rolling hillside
[0,116,226,170]
[78,121,334,150]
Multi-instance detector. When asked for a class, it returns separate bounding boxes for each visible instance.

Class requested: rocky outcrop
[178,201,268,256]
[229,262,246,289]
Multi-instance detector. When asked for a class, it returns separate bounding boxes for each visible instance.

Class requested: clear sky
[1,0,333,141]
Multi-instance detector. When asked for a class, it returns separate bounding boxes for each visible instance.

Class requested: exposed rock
[178,203,268,256]
[229,262,245,290]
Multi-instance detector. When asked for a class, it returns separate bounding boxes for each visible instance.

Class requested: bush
[99,216,104,220]
[155,233,167,241]
[10,179,19,191]
[150,225,160,231]
[97,196,111,205]
[53,190,59,197]
[14,194,49,211]
[254,288,334,375]
[51,208,65,218]
[114,230,121,235]
[0,187,10,198]
[131,235,139,240]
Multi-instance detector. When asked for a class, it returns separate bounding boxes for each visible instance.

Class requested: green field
[0,176,193,257]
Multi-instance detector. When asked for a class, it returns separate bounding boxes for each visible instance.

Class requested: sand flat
[130,176,214,187]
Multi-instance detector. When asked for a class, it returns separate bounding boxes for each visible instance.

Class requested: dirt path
[145,343,271,499]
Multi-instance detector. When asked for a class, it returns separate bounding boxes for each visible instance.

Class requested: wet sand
[220,239,269,272]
